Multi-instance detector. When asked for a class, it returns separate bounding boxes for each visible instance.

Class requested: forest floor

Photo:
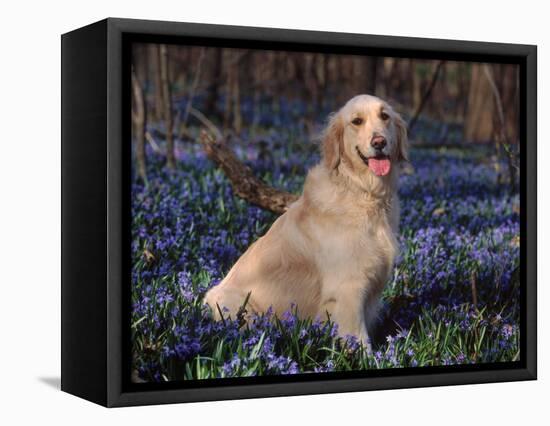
[131,129,520,381]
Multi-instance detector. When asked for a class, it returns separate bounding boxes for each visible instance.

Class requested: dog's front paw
[360,333,373,354]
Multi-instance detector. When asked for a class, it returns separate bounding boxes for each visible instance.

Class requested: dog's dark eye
[351,117,363,126]
[380,111,390,121]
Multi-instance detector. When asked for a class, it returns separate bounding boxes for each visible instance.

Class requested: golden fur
[204,94,408,346]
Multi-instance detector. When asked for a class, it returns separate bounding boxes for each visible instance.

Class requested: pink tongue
[369,158,391,176]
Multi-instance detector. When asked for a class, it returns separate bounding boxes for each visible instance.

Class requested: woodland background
[129,43,521,381]
[130,44,520,179]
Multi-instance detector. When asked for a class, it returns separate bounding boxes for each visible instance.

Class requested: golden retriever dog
[204,94,408,347]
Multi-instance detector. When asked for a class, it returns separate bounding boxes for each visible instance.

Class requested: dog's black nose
[371,135,387,151]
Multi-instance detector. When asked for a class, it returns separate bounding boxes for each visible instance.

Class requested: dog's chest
[316,213,397,285]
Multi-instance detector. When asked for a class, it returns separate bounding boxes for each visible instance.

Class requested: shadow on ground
[38,377,61,390]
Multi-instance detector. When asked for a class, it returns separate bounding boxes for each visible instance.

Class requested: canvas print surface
[129,43,520,383]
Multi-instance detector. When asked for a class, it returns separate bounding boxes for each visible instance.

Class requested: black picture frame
[61,17,537,407]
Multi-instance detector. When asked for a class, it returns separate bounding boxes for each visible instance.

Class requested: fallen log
[199,130,299,214]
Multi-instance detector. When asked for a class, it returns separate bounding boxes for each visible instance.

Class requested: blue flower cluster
[131,127,520,381]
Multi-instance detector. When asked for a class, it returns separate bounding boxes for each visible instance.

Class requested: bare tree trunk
[497,64,520,144]
[269,52,282,118]
[351,56,363,96]
[411,60,421,111]
[458,62,471,122]
[408,61,445,134]
[251,52,263,134]
[314,54,327,108]
[385,58,402,99]
[365,57,378,95]
[232,52,242,135]
[179,47,206,139]
[223,51,233,131]
[464,64,494,142]
[483,64,518,194]
[298,53,318,133]
[134,45,148,98]
[159,44,175,169]
[150,45,163,124]
[432,62,448,121]
[222,51,246,135]
[204,48,223,118]
[131,66,147,180]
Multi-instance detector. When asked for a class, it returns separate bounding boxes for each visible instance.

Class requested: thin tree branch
[159,44,175,169]
[145,131,162,153]
[408,61,445,134]
[483,64,507,136]
[483,64,518,193]
[188,107,223,141]
[181,48,206,134]
[131,66,147,180]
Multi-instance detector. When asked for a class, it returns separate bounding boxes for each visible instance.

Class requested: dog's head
[322,95,408,180]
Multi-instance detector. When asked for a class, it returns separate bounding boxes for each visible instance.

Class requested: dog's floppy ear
[322,112,344,170]
[394,112,409,163]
